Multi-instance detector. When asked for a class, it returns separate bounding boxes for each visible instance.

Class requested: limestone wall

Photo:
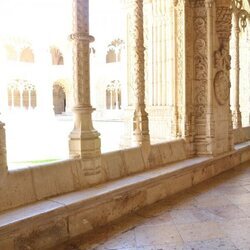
[0,139,187,213]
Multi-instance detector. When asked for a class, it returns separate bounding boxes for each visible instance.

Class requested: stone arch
[8,80,37,109]
[106,48,116,63]
[106,39,124,63]
[53,82,67,114]
[50,47,64,65]
[106,80,121,110]
[20,47,34,63]
[5,44,17,61]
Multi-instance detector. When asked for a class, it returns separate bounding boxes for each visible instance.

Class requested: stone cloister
[0,0,249,249]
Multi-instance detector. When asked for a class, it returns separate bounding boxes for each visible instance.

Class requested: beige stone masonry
[0,142,249,249]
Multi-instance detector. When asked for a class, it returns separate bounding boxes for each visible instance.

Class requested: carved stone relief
[214,70,230,105]
[193,2,207,119]
[214,3,232,106]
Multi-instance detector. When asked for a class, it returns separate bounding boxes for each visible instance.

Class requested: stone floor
[58,160,250,250]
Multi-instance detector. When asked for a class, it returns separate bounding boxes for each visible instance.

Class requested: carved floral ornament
[231,0,250,31]
[213,41,231,105]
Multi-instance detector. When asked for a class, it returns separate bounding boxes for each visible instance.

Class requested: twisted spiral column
[69,0,101,159]
[232,13,242,129]
[131,0,150,146]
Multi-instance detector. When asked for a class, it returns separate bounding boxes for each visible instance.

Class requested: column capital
[69,33,95,42]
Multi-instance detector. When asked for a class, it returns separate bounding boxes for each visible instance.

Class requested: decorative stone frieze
[194,2,207,121]
[215,6,232,42]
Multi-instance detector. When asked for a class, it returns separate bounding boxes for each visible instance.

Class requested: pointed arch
[20,47,34,63]
[50,47,64,65]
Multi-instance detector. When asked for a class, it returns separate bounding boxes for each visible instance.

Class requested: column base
[69,106,101,159]
[132,107,150,147]
[232,109,242,129]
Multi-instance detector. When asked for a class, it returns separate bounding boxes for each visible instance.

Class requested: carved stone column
[69,0,101,159]
[131,0,150,146]
[0,122,7,175]
[205,0,215,153]
[232,13,242,129]
[214,0,234,152]
[171,0,179,138]
[172,0,186,139]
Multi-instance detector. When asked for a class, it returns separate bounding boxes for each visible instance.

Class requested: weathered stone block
[102,151,126,180]
[15,219,68,250]
[169,173,193,195]
[122,147,145,174]
[170,139,187,162]
[148,145,163,168]
[146,183,166,205]
[0,169,36,212]
[31,161,75,200]
[74,158,103,187]
[192,164,215,185]
[0,237,14,250]
[158,142,173,164]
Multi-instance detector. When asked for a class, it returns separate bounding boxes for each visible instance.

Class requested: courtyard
[4,112,123,170]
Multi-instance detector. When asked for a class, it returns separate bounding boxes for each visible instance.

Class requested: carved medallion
[214,70,230,105]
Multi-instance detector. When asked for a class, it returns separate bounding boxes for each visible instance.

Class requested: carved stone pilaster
[232,13,242,128]
[0,122,7,175]
[193,0,209,154]
[172,0,186,139]
[131,0,150,146]
[215,0,234,151]
[69,0,101,164]
[204,0,216,154]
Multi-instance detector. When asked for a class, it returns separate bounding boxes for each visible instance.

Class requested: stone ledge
[0,141,249,249]
[0,139,188,213]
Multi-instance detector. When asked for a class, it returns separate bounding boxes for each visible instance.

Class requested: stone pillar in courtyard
[131,0,150,147]
[0,121,7,176]
[205,0,216,154]
[69,0,101,160]
[230,0,249,129]
[191,0,234,155]
[211,0,234,153]
[232,12,242,129]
